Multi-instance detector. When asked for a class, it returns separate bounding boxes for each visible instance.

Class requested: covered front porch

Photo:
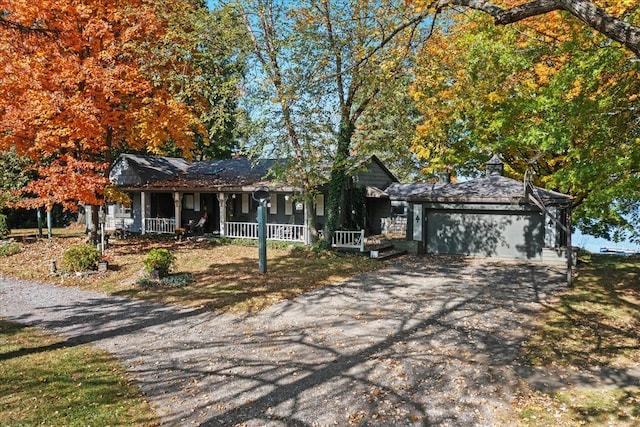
[108,190,317,244]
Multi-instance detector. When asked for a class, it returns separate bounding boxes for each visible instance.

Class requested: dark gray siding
[355,160,396,189]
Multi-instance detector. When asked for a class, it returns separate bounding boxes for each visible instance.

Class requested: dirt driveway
[0,256,567,426]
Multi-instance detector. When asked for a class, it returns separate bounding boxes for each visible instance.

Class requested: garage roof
[386,175,571,205]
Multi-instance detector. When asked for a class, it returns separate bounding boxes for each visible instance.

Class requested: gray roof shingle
[386,175,571,204]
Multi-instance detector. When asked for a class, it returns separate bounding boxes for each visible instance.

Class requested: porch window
[285,197,293,215]
[183,194,194,210]
[242,194,249,213]
[194,193,201,212]
[315,194,324,216]
[270,195,277,214]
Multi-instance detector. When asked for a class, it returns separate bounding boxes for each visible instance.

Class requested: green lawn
[514,254,640,426]
[0,319,158,426]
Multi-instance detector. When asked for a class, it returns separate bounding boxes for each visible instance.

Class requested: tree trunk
[327,118,355,240]
[88,204,99,244]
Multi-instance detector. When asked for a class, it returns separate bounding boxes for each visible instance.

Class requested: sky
[573,229,640,254]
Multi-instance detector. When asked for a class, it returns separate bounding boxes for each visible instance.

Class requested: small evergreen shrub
[62,244,101,272]
[137,272,193,289]
[0,214,9,238]
[143,248,175,278]
[0,242,20,257]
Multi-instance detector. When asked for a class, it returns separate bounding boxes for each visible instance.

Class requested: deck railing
[332,229,365,252]
[145,218,175,234]
[225,222,306,243]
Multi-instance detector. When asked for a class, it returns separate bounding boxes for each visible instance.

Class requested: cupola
[486,154,504,176]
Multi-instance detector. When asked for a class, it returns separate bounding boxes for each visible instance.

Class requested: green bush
[0,214,9,238]
[143,248,175,278]
[0,242,20,257]
[137,272,193,289]
[61,244,101,272]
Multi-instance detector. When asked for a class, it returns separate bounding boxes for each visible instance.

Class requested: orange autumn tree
[0,0,200,227]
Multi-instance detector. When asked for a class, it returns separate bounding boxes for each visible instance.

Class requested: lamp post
[253,186,270,274]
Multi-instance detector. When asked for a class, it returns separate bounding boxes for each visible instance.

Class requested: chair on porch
[191,212,208,234]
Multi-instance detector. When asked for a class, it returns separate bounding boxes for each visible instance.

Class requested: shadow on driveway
[1,257,570,426]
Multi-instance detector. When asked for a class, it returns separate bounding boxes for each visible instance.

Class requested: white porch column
[141,191,147,234]
[218,193,227,236]
[303,198,310,245]
[174,192,182,230]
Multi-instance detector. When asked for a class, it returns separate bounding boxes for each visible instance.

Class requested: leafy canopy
[411,7,640,242]
[0,0,205,210]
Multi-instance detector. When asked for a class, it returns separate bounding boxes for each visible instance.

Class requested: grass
[513,253,640,426]
[0,226,384,312]
[0,319,158,426]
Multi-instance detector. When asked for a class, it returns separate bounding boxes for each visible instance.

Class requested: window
[285,197,292,215]
[315,194,324,216]
[183,194,194,210]
[194,193,201,212]
[242,194,249,213]
[270,195,277,214]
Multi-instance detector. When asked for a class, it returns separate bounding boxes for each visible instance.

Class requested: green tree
[237,0,425,239]
[411,10,640,242]
[152,2,250,160]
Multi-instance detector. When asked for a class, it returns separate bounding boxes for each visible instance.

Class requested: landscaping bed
[0,227,383,312]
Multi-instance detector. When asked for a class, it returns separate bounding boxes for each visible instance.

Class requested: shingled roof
[386,175,571,204]
[109,154,286,190]
[109,154,190,187]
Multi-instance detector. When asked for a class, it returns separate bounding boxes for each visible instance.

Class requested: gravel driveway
[0,256,567,426]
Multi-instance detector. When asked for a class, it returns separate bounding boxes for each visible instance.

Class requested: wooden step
[368,244,407,260]
[375,249,407,261]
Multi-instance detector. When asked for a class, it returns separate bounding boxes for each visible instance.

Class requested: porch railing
[225,222,306,242]
[332,229,365,252]
[267,223,305,242]
[145,218,175,234]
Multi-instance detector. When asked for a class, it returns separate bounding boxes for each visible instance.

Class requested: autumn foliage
[411,4,640,241]
[0,0,201,210]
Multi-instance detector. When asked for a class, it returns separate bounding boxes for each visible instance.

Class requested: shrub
[61,244,101,272]
[0,242,20,257]
[143,248,175,278]
[137,272,193,289]
[0,214,8,238]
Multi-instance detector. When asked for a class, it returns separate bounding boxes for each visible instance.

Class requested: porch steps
[367,243,407,261]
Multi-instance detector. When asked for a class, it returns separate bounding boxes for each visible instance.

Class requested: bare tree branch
[439,0,640,56]
[0,15,59,36]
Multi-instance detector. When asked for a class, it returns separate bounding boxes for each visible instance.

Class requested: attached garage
[424,208,543,259]
[387,156,572,262]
